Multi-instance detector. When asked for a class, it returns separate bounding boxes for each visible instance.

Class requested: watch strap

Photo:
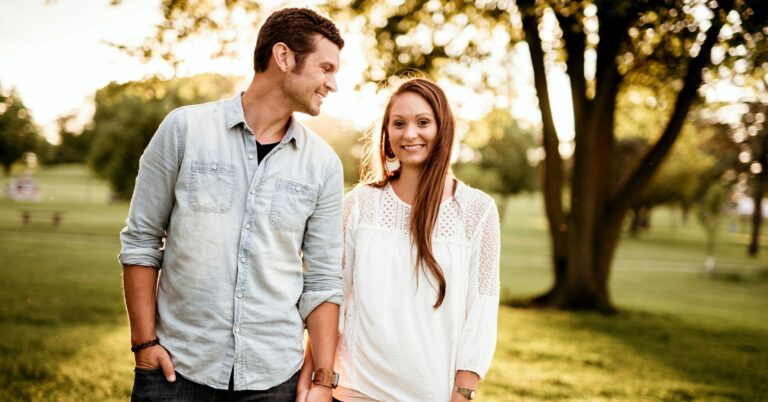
[454,385,475,400]
[311,368,338,389]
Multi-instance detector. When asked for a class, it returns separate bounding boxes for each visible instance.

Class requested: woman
[302,78,500,401]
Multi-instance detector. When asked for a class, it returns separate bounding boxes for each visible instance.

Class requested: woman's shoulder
[455,180,497,213]
[344,182,384,198]
[343,182,387,209]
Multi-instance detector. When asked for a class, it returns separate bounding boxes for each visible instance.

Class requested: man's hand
[135,344,176,382]
[303,385,333,402]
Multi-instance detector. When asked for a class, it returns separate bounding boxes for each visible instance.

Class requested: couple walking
[119,7,500,402]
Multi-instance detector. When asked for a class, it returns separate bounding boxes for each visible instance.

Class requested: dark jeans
[131,368,299,402]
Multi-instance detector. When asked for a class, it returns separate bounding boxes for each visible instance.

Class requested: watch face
[468,390,476,399]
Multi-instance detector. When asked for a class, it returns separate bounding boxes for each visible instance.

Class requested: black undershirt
[256,141,279,163]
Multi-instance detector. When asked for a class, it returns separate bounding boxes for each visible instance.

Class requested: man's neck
[241,75,293,144]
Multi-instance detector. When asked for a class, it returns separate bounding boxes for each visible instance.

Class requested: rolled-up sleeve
[297,156,344,321]
[118,109,182,268]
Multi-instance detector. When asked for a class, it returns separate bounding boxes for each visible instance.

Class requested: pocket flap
[191,160,235,176]
[275,177,318,200]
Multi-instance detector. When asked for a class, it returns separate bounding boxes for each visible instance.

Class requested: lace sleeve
[456,193,500,378]
[341,189,357,273]
[477,199,500,297]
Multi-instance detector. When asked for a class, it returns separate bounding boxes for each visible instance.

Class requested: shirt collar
[225,92,302,149]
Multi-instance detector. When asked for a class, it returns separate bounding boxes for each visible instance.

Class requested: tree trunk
[530,209,623,313]
[519,0,731,312]
[748,114,768,256]
[748,153,767,256]
[629,206,650,236]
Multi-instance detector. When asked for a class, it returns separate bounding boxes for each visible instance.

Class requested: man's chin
[304,105,321,116]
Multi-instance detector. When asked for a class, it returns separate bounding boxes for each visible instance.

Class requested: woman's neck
[390,167,454,206]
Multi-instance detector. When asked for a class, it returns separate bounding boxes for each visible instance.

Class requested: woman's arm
[453,196,501,399]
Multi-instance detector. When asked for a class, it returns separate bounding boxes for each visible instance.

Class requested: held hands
[295,369,333,402]
[134,344,176,382]
[303,384,333,402]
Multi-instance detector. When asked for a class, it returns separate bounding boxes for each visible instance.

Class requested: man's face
[283,35,340,116]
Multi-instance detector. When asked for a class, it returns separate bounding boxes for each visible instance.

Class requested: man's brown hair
[254,8,344,73]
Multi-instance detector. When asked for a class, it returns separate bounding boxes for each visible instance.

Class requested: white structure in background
[734,196,768,218]
[5,173,40,202]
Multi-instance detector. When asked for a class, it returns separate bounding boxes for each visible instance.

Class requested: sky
[0,0,165,139]
[0,0,574,145]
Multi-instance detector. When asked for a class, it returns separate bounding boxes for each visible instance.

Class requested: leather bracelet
[131,338,159,353]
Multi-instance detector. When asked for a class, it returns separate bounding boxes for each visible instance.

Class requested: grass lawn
[1,165,766,401]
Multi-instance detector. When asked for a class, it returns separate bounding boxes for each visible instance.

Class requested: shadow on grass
[502,304,768,401]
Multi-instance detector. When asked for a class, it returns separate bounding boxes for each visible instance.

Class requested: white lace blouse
[333,181,500,402]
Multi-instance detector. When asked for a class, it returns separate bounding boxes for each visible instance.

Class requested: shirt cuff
[118,249,164,269]
[298,289,343,322]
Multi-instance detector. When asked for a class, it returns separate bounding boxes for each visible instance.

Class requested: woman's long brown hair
[362,77,456,308]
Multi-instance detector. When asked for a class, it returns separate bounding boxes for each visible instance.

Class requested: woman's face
[386,92,438,171]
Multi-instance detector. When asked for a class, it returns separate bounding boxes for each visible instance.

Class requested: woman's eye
[393,121,404,128]
[419,120,430,126]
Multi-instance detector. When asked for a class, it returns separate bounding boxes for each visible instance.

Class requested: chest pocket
[188,160,236,213]
[270,176,318,232]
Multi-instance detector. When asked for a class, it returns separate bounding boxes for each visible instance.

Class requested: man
[119,8,344,401]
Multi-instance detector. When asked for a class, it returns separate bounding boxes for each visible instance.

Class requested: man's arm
[301,302,339,401]
[123,265,176,382]
[296,157,345,401]
[118,110,182,382]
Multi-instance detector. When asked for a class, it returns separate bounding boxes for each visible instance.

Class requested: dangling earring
[383,136,400,176]
[385,155,401,175]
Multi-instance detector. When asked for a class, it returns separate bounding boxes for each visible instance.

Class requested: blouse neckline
[385,178,462,209]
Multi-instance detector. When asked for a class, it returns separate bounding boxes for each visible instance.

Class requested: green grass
[1,165,767,401]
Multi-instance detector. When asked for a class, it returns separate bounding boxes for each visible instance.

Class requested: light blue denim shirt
[119,93,344,390]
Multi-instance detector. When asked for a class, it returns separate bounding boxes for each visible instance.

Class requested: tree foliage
[112,0,767,310]
[0,84,41,175]
[454,109,538,195]
[333,0,766,310]
[87,73,240,199]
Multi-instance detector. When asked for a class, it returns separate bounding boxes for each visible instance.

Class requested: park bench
[19,210,64,227]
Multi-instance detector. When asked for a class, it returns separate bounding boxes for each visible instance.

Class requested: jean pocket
[269,177,318,232]
[189,160,236,213]
[134,366,163,374]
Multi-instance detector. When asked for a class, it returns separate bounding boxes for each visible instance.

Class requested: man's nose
[326,74,338,93]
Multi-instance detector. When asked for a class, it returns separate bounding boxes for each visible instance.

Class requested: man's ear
[272,42,293,73]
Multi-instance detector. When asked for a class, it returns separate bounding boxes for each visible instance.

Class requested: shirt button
[211,164,218,170]
[248,154,254,160]
[240,257,246,263]
[245,223,251,229]
[250,189,255,194]
[234,328,240,333]
[237,293,244,298]
[294,186,301,192]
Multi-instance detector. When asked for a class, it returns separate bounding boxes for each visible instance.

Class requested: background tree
[0,85,42,176]
[41,114,95,165]
[111,0,767,311]
[87,73,240,199]
[617,130,717,236]
[742,102,768,256]
[330,0,766,311]
[700,102,768,256]
[454,109,538,219]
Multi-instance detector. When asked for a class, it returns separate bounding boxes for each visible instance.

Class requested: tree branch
[613,0,733,215]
